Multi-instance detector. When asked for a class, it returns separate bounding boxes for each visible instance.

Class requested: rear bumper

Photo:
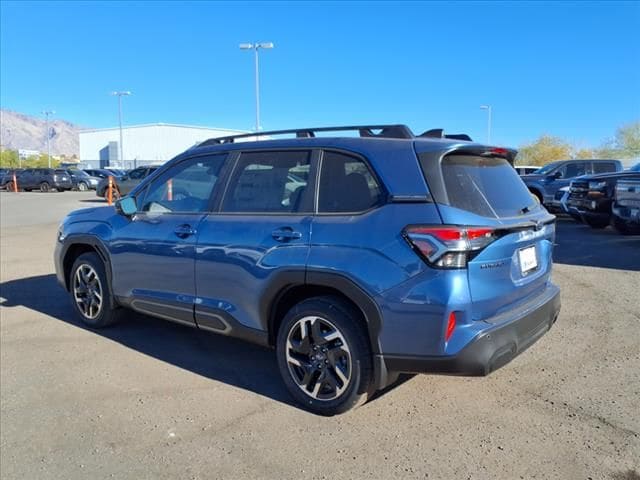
[382,284,561,376]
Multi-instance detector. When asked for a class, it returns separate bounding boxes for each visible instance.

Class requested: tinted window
[139,155,226,213]
[441,155,536,218]
[318,151,382,213]
[222,151,311,213]
[128,168,146,179]
[592,162,616,174]
[562,162,588,178]
[54,169,68,174]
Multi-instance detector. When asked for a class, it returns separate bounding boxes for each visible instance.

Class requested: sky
[1,0,639,148]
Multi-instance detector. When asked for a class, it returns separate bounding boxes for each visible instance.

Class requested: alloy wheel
[73,264,103,320]
[285,316,352,401]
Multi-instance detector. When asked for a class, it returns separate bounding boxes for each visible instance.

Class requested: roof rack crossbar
[198,124,415,146]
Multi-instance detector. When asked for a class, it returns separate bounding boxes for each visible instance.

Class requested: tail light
[403,225,498,268]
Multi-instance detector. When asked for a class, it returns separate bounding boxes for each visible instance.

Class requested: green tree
[516,135,573,166]
[595,122,640,159]
[0,149,20,168]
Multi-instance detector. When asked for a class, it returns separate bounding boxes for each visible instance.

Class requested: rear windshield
[441,155,536,218]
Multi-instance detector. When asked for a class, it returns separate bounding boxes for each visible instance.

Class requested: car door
[17,169,33,189]
[108,154,228,325]
[194,149,315,334]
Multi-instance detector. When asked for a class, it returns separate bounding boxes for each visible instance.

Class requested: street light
[41,110,55,168]
[239,42,274,131]
[480,105,492,144]
[111,91,132,163]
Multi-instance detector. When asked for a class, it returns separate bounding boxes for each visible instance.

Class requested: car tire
[40,182,50,192]
[276,296,373,416]
[69,252,122,328]
[612,217,640,235]
[78,182,88,191]
[584,216,609,229]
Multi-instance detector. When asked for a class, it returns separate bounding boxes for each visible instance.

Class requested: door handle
[272,227,302,242]
[174,224,196,239]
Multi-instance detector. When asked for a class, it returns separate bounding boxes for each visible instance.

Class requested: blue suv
[55,125,561,415]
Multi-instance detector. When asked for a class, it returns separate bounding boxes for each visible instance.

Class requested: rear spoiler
[419,128,473,142]
[447,146,518,165]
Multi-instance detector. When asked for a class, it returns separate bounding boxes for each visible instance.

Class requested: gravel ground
[1,191,639,480]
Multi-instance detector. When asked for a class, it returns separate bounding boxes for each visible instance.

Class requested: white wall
[79,124,246,164]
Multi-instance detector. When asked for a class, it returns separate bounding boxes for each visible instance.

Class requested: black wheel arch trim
[60,235,115,307]
[261,269,391,390]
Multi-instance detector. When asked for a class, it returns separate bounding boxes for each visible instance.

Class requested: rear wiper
[519,205,532,214]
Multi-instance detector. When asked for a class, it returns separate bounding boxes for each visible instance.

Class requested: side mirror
[115,196,137,216]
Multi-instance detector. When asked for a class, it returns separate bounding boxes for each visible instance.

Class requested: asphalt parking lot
[1,191,639,480]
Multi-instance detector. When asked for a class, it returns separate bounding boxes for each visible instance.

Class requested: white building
[79,123,247,169]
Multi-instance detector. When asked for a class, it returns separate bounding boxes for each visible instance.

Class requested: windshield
[535,161,563,175]
[73,170,90,177]
[630,163,640,172]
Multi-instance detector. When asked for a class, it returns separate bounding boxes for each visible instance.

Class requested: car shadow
[553,217,640,271]
[79,199,107,203]
[0,274,408,413]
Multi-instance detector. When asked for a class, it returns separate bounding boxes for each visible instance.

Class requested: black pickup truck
[612,176,640,234]
[566,164,640,229]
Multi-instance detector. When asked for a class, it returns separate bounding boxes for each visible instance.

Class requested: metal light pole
[41,110,55,168]
[239,42,274,131]
[111,91,131,163]
[480,105,492,144]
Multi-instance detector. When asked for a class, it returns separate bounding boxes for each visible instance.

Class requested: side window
[128,168,146,180]
[222,151,311,213]
[318,151,382,213]
[139,154,226,213]
[593,162,616,174]
[564,162,587,178]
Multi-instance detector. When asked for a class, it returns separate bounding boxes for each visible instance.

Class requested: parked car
[96,166,159,199]
[522,159,623,209]
[17,168,73,192]
[55,124,561,415]
[514,165,539,175]
[0,168,24,190]
[67,169,101,191]
[612,173,640,235]
[566,164,640,228]
[83,168,125,181]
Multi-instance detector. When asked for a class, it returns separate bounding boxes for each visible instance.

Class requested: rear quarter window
[441,155,536,218]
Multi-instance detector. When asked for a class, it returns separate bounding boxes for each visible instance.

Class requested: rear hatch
[417,148,556,321]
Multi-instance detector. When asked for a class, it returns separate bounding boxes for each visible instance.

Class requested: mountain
[0,109,82,156]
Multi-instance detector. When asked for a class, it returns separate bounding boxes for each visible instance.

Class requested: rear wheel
[70,252,121,328]
[276,296,372,415]
[584,216,609,229]
[40,182,50,192]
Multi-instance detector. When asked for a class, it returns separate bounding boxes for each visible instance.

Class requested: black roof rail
[419,128,473,142]
[198,124,415,146]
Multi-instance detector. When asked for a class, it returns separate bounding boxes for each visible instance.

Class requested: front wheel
[40,182,50,192]
[276,296,373,415]
[78,182,88,191]
[70,252,121,328]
